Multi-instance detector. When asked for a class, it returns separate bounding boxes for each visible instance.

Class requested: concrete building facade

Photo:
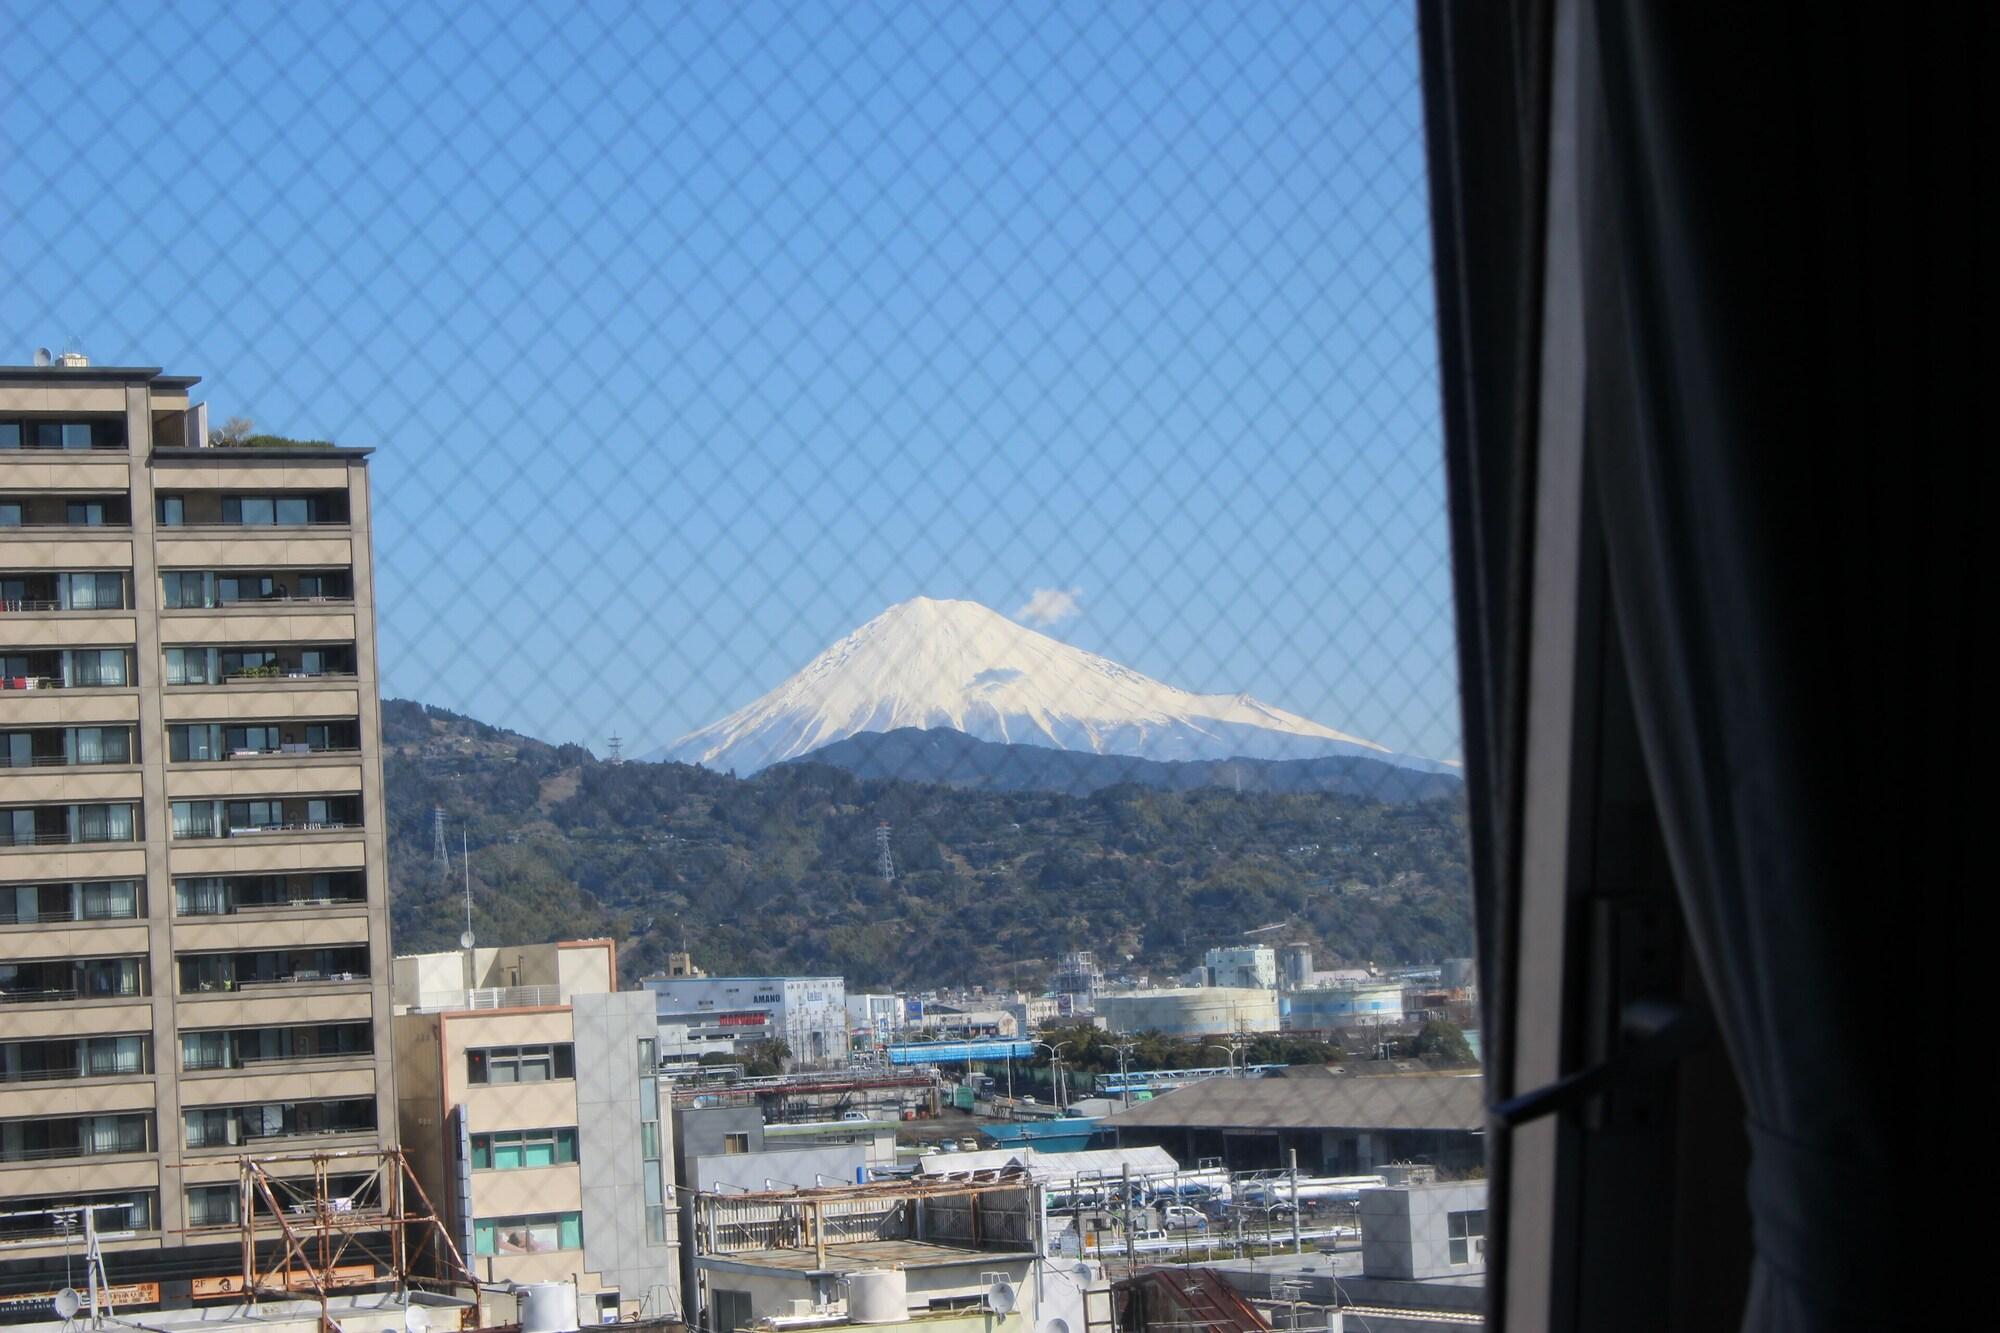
[1,362,396,1301]
[392,940,677,1319]
[642,974,848,1068]
[1358,1180,1488,1280]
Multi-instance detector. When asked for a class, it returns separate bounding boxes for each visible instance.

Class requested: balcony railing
[0,753,133,769]
[0,676,127,692]
[0,1139,149,1165]
[226,820,361,837]
[184,971,367,994]
[185,1047,368,1072]
[0,1063,144,1084]
[1,987,142,1005]
[412,985,560,1013]
[217,668,358,683]
[0,832,137,848]
[0,600,62,613]
[0,520,132,530]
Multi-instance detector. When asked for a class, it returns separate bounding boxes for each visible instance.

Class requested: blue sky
[3,1,1459,761]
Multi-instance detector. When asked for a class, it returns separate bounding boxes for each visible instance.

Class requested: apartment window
[186,1184,239,1227]
[473,1212,583,1256]
[722,1132,750,1155]
[466,1044,576,1085]
[71,727,131,764]
[469,1127,579,1170]
[0,425,14,450]
[0,1035,145,1083]
[0,503,19,526]
[61,572,126,611]
[162,571,212,609]
[638,1037,657,1072]
[74,803,136,842]
[157,495,184,526]
[164,647,216,685]
[0,1113,150,1163]
[1,881,140,925]
[1447,1209,1487,1265]
[66,501,108,526]
[66,649,128,687]
[0,1191,154,1242]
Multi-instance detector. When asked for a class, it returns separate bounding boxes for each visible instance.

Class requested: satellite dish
[459,930,476,950]
[1038,1320,1071,1333]
[984,1281,1017,1316]
[405,1305,433,1333]
[33,347,53,368]
[53,1289,82,1320]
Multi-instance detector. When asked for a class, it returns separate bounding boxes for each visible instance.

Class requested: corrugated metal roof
[1100,1073,1485,1133]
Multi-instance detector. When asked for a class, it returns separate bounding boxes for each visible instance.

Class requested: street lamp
[1034,1040,1070,1111]
[1203,1042,1237,1078]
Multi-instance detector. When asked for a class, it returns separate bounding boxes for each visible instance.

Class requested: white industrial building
[845,992,901,1046]
[642,973,849,1067]
[1205,945,1279,989]
[1279,980,1407,1031]
[1094,986,1280,1038]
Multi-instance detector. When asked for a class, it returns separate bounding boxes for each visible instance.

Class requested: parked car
[1160,1205,1209,1231]
[938,1138,960,1152]
[841,1110,870,1122]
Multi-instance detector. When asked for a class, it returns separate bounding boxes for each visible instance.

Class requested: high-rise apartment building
[0,359,395,1303]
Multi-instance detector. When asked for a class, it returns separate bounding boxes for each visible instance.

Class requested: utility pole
[1288,1147,1303,1256]
[1113,1038,1138,1106]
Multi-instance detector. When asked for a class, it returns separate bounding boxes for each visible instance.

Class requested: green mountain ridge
[382,700,1473,989]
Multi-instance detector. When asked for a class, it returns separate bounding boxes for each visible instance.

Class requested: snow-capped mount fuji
[661,597,1448,776]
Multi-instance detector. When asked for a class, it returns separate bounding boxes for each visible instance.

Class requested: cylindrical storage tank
[519,1281,580,1333]
[846,1269,909,1324]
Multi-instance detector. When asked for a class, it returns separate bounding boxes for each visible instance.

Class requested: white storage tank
[846,1269,909,1324]
[519,1281,581,1333]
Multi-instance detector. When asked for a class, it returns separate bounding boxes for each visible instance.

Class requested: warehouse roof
[1102,1072,1485,1133]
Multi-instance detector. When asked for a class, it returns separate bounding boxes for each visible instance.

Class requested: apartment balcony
[170,795,361,840]
[0,1192,156,1251]
[163,644,358,686]
[167,719,359,763]
[0,801,138,849]
[182,1097,376,1151]
[173,871,365,917]
[161,569,353,610]
[177,946,370,995]
[1,878,142,926]
[0,570,128,614]
[180,1021,372,1073]
[0,955,145,1006]
[0,648,132,692]
[0,417,128,452]
[0,1113,152,1166]
[157,491,350,528]
[0,725,136,769]
[0,1035,148,1085]
[0,494,132,529]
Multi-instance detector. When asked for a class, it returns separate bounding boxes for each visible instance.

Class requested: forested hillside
[382,701,1472,988]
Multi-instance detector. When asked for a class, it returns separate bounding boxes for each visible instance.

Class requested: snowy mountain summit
[664,597,1443,775]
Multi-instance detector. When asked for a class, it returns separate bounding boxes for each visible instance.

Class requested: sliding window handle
[1490,998,1712,1127]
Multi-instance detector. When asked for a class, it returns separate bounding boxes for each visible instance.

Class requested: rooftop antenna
[876,821,895,881]
[433,806,450,878]
[607,734,623,765]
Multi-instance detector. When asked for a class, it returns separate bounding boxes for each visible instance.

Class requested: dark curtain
[1425,0,1980,1328]
[1582,5,1977,1328]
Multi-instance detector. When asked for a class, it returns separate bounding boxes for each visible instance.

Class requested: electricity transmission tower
[876,822,895,881]
[607,735,623,765]
[432,807,450,877]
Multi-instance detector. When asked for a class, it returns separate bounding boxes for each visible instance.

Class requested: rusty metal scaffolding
[226,1147,469,1324]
